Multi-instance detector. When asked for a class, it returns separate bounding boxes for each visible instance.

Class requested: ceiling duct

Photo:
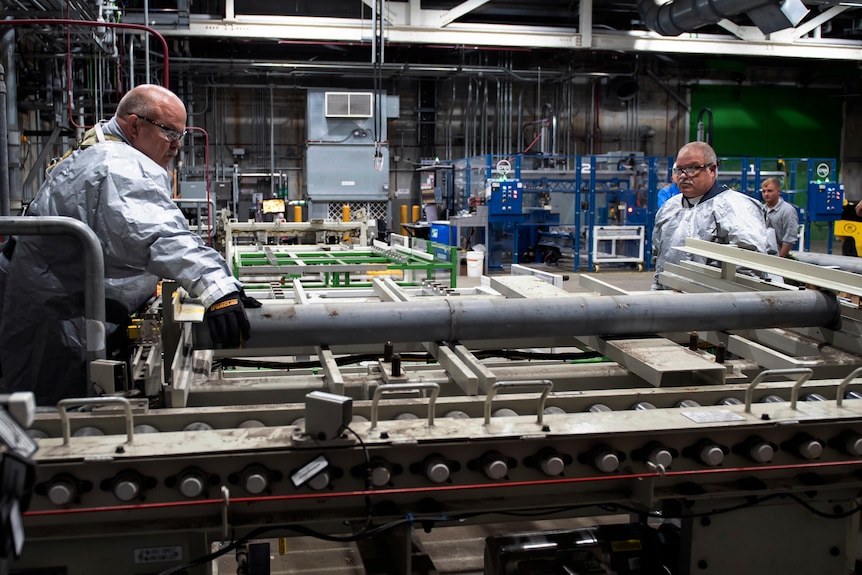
[638,0,809,36]
[607,76,640,102]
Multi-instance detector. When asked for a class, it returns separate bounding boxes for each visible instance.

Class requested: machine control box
[489,180,523,217]
[807,181,844,221]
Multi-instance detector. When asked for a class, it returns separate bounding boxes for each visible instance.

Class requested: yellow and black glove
[206,292,252,348]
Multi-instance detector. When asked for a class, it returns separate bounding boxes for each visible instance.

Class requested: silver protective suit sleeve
[0,118,241,404]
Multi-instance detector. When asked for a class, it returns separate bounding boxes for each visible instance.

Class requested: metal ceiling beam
[436,0,492,27]
[719,4,855,41]
[162,15,862,60]
[593,29,862,59]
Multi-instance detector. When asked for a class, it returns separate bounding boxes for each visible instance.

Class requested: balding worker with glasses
[651,141,768,290]
[0,84,257,405]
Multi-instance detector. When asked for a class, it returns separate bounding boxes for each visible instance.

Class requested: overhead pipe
[187,57,570,82]
[637,0,772,36]
[218,289,840,350]
[0,19,169,88]
[645,69,690,112]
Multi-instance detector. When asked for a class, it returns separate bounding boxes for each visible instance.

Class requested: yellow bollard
[293,204,303,223]
[400,204,408,236]
[342,204,351,243]
[411,204,420,223]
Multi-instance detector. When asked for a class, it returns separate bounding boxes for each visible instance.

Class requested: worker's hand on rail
[206,292,251,348]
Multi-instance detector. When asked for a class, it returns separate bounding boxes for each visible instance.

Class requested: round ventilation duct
[607,76,639,102]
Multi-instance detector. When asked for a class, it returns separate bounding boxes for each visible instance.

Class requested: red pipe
[0,19,170,88]
[0,19,170,131]
[23,457,862,518]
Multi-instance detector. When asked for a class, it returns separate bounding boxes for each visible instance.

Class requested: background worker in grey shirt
[761,177,799,258]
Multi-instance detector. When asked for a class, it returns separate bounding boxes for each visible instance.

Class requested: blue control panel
[807,182,844,221]
[489,180,523,217]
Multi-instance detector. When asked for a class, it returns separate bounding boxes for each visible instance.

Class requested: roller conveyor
[9,240,862,575]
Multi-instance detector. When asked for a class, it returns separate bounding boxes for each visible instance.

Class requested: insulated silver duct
[229,289,839,350]
[638,0,808,36]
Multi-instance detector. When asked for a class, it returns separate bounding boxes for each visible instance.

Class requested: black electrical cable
[342,423,374,530]
[784,492,862,519]
[156,487,860,575]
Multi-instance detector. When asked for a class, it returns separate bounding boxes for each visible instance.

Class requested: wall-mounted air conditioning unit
[325,92,374,118]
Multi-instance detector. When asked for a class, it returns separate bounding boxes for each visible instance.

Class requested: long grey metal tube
[791,251,862,275]
[238,290,839,349]
[0,216,106,357]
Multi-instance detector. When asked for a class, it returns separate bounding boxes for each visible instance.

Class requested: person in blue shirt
[657,170,680,209]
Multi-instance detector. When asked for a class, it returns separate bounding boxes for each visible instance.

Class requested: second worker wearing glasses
[651,141,768,290]
[0,84,258,405]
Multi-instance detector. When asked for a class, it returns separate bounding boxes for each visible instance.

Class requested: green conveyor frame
[233,242,458,289]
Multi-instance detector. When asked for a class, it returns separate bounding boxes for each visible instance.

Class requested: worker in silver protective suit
[0,85,255,405]
[652,141,768,290]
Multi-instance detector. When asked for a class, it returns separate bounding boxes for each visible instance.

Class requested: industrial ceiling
[2,1,862,88]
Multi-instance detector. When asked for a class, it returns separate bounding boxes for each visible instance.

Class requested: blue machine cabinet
[487,180,526,270]
[488,180,524,216]
[807,181,844,221]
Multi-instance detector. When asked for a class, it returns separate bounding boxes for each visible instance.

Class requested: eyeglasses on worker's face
[672,163,714,177]
[133,114,187,143]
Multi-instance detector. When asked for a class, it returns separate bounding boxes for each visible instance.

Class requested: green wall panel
[689,85,842,159]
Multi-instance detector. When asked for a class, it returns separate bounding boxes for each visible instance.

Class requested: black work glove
[206,292,251,348]
[240,289,262,309]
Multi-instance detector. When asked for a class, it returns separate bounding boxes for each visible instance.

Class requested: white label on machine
[134,546,183,564]
[682,410,745,424]
[291,455,329,487]
[341,180,356,186]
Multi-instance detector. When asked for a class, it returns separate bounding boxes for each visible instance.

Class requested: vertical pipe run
[270,86,275,198]
[144,0,151,82]
[342,204,351,243]
[2,27,19,213]
[0,64,9,216]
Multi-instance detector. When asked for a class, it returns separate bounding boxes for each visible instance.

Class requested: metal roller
[225,290,839,349]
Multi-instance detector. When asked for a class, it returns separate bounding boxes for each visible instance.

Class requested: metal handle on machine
[836,366,862,407]
[370,382,440,430]
[484,380,554,426]
[744,368,813,413]
[788,368,818,410]
[58,396,135,446]
[0,216,106,358]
